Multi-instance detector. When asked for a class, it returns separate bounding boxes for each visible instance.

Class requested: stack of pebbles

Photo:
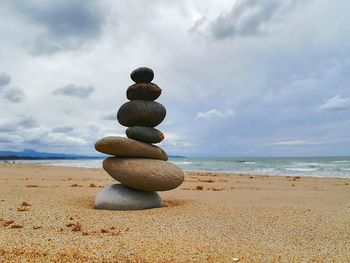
[94,67,185,210]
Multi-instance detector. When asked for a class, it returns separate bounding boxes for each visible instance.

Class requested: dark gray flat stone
[126,126,164,143]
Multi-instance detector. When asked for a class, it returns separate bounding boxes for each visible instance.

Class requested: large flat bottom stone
[94,184,162,211]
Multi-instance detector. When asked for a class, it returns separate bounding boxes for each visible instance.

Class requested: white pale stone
[94,184,162,211]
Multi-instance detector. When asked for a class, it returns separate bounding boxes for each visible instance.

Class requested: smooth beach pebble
[103,157,185,191]
[94,184,162,210]
[117,100,166,127]
[130,67,154,83]
[126,126,164,144]
[95,136,168,161]
[127,83,162,101]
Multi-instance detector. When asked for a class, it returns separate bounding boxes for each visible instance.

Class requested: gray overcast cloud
[0,72,11,88]
[210,0,283,38]
[0,0,350,156]
[5,0,106,54]
[2,87,26,103]
[53,84,95,98]
[52,126,74,133]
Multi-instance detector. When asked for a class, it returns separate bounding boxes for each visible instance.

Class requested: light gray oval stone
[103,157,185,191]
[94,184,162,210]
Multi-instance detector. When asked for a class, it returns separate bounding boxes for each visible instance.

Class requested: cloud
[0,122,17,133]
[188,17,207,36]
[161,132,192,147]
[0,136,12,143]
[0,72,11,88]
[207,0,296,39]
[271,140,319,146]
[23,129,87,151]
[2,87,26,103]
[8,0,106,54]
[0,116,91,153]
[17,115,39,128]
[0,72,25,103]
[101,112,116,121]
[320,95,350,111]
[0,115,38,134]
[52,126,74,133]
[196,109,235,120]
[53,84,95,98]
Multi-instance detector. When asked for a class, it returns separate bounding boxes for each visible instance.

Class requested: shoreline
[3,162,350,180]
[6,154,350,179]
[1,163,349,262]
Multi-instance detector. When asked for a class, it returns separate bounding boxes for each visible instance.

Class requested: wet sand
[0,163,349,262]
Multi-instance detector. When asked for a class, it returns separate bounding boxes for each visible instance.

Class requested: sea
[14,156,350,179]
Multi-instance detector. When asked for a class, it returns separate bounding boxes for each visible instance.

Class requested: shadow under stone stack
[94,67,185,210]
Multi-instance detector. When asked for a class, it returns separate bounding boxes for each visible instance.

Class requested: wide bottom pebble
[94,184,162,210]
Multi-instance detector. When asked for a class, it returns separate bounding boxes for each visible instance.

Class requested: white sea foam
[285,168,319,172]
[13,157,350,178]
[296,162,319,165]
[181,161,193,165]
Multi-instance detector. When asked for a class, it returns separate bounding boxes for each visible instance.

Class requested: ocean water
[14,156,350,178]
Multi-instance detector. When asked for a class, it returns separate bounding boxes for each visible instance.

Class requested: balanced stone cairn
[94,67,185,210]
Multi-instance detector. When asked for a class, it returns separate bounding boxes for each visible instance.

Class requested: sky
[0,0,350,157]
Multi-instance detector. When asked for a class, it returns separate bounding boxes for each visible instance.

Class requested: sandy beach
[0,163,349,262]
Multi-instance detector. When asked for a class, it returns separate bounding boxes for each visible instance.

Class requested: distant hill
[168,155,186,158]
[0,149,101,160]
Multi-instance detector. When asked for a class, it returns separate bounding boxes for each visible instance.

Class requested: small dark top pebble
[130,67,154,83]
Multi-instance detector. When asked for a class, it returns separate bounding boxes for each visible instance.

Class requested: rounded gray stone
[126,126,164,143]
[117,100,166,127]
[94,184,162,211]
